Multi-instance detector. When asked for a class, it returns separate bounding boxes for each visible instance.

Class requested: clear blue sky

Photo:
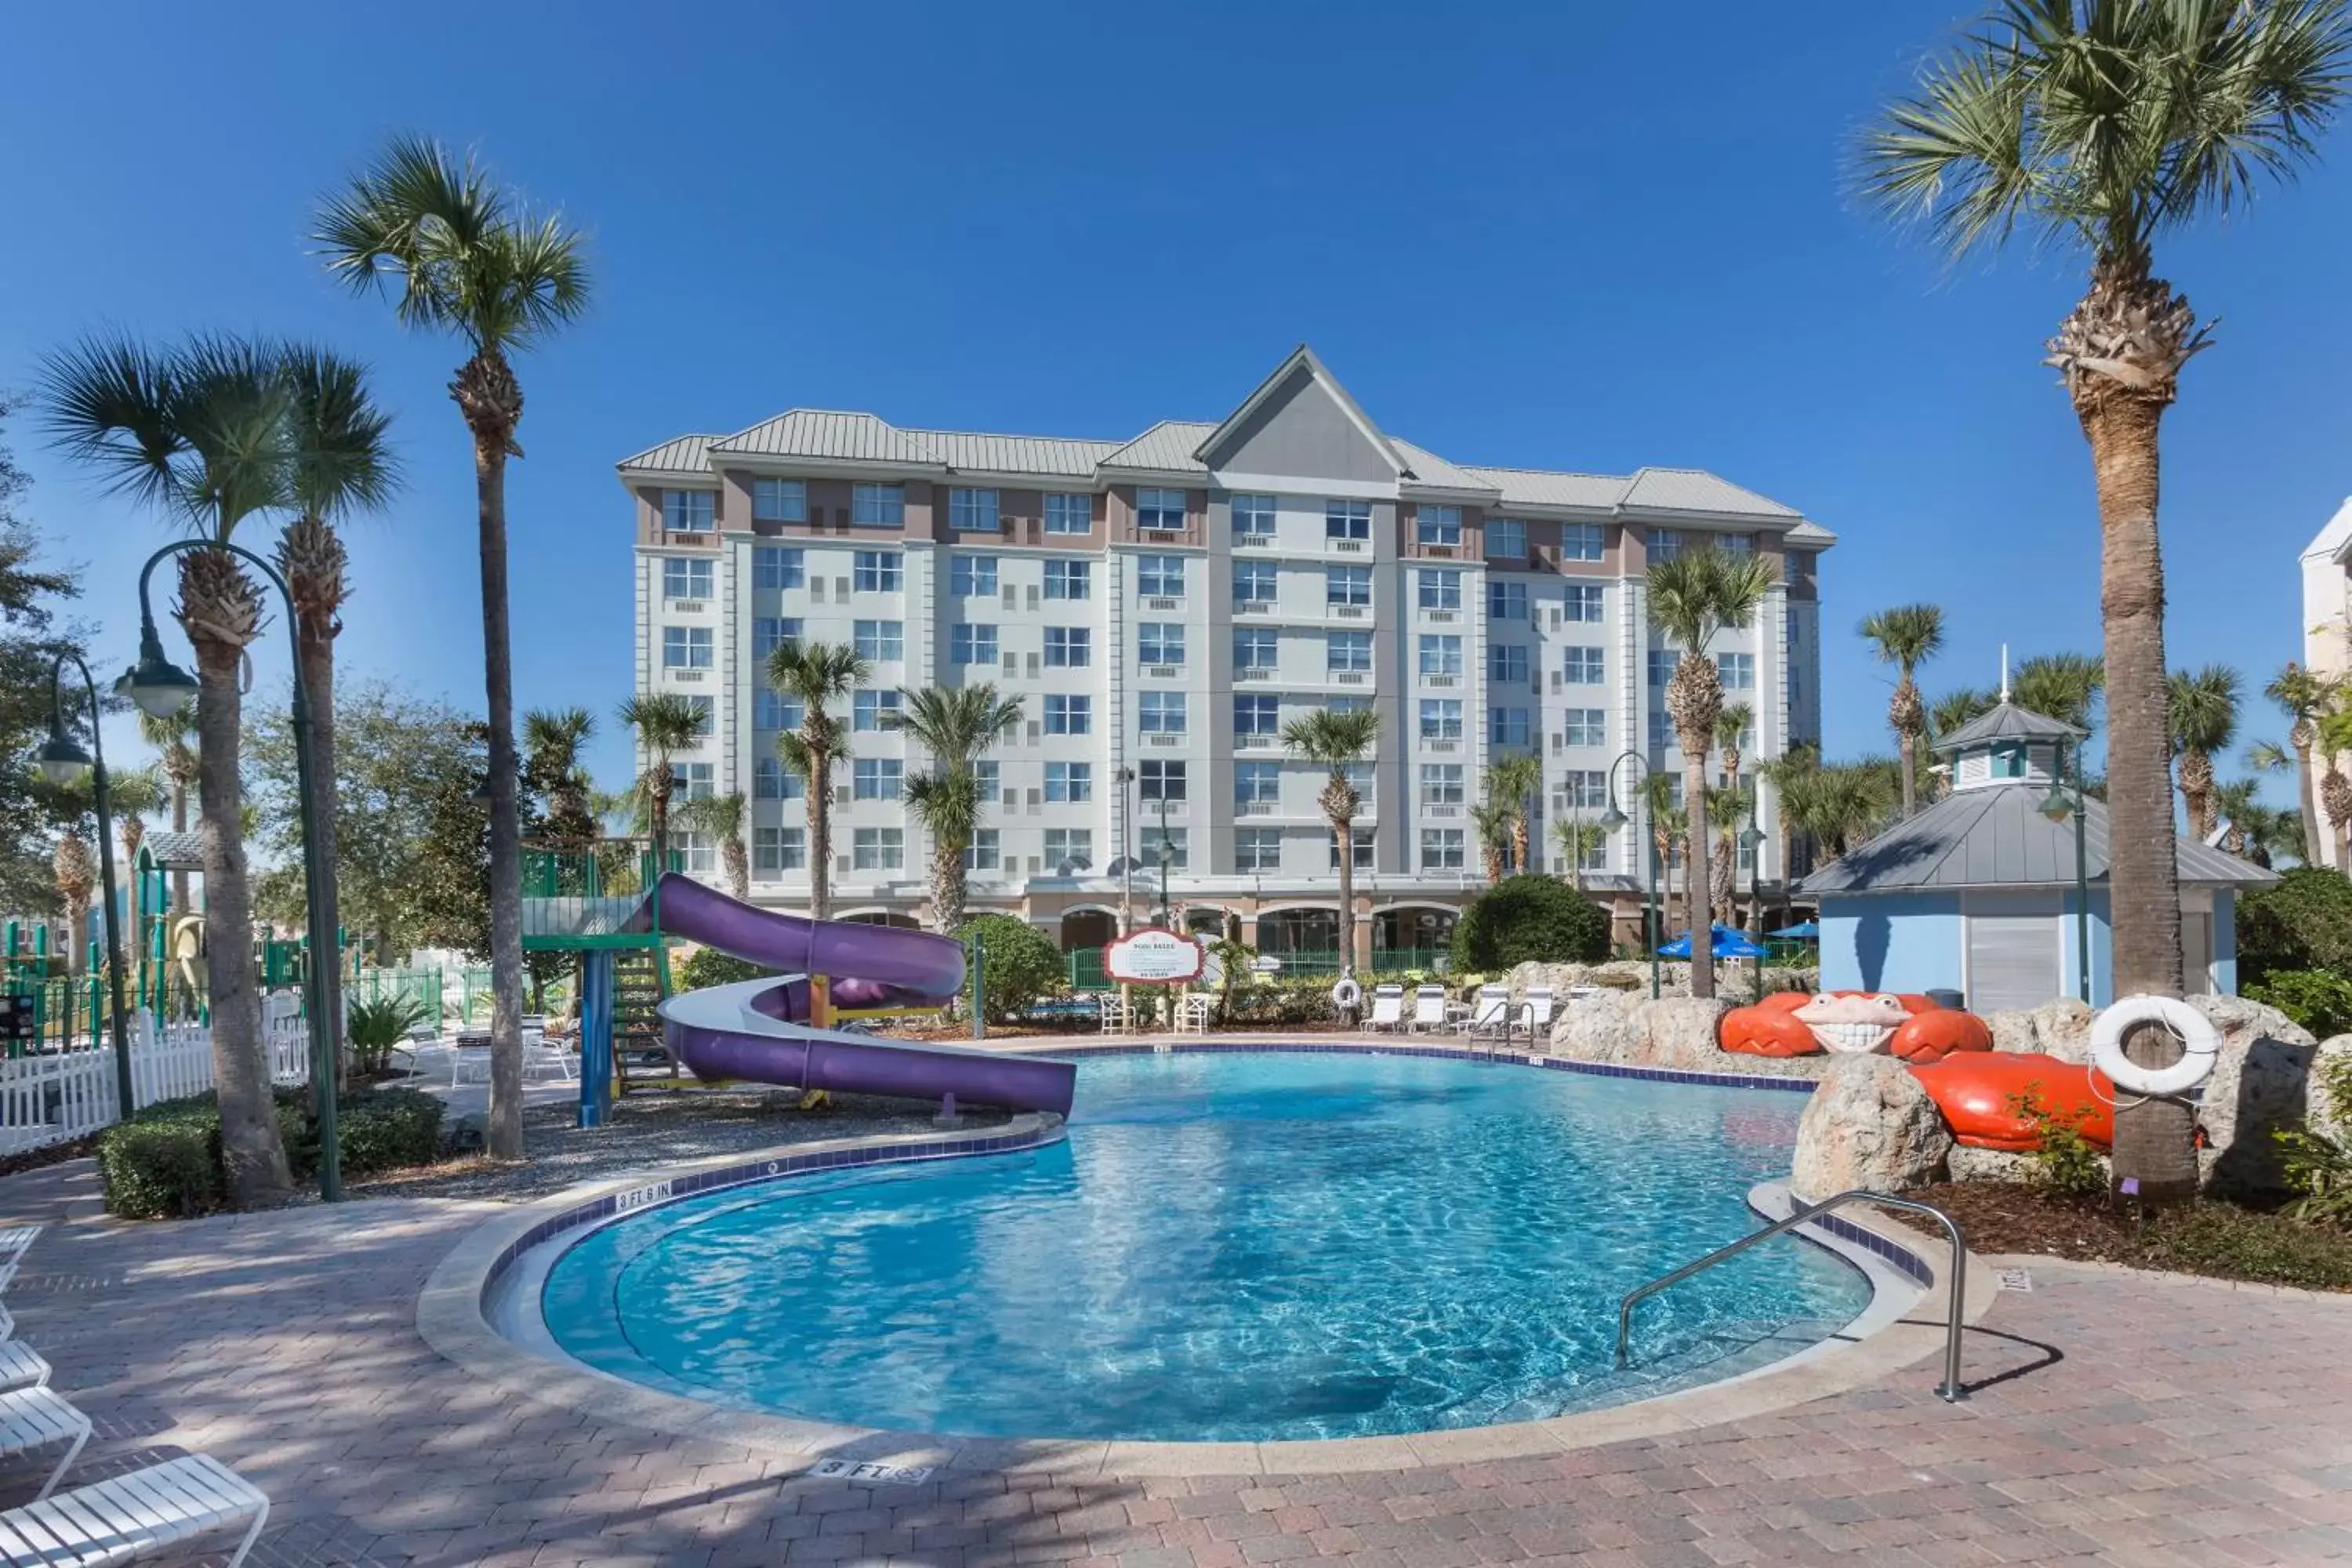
[5,1,2347,797]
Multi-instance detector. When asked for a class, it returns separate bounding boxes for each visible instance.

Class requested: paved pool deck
[3,1159,2351,1566]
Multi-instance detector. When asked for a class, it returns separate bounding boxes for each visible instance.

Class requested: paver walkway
[2,1160,2350,1566]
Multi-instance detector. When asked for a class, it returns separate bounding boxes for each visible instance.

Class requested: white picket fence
[0,1004,312,1158]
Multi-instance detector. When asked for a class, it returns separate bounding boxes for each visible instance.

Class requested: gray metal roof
[1622,467,1802,520]
[710,411,940,466]
[615,434,720,476]
[1101,420,1217,473]
[1785,519,1839,546]
[141,830,205,872]
[907,430,1120,478]
[1932,701,2083,753]
[1460,465,1629,512]
[1390,439,1502,496]
[1798,784,2276,896]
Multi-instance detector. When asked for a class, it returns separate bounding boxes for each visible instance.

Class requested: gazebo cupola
[1930,701,2083,794]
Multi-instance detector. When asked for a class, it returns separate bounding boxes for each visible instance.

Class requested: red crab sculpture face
[1719,989,1993,1064]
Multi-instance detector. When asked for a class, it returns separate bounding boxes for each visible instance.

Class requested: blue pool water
[539,1051,1867,1442]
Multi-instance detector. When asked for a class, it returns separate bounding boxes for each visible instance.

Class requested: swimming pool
[538,1051,1869,1443]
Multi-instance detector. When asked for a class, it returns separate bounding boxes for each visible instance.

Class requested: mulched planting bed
[1889,1180,2352,1291]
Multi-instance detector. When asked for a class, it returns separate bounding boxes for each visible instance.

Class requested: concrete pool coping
[418,1041,1999,1478]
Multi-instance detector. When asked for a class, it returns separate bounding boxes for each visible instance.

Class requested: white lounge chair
[1519,986,1555,1036]
[0,1229,39,1295]
[0,1388,92,1501]
[0,1343,49,1395]
[0,1451,269,1568]
[1409,985,1449,1033]
[1462,985,1510,1036]
[1361,985,1405,1033]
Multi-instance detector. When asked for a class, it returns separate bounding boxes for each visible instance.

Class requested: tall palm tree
[1863,0,2352,1203]
[2266,662,2336,862]
[2012,652,2106,734]
[1485,752,1544,873]
[768,641,869,921]
[2165,664,2241,840]
[681,791,750,901]
[1646,547,1775,999]
[50,833,93,976]
[39,332,300,1206]
[106,764,169,873]
[1471,799,1514,884]
[1860,604,1944,815]
[1930,688,1995,742]
[1642,771,1689,938]
[617,692,708,872]
[1551,816,1606,892]
[1758,744,1820,895]
[136,707,201,912]
[1280,707,1379,977]
[889,684,1022,933]
[2318,706,2352,869]
[317,134,590,1164]
[523,706,598,847]
[274,346,398,1068]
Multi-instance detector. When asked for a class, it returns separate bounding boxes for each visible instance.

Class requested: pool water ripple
[541,1051,1868,1442]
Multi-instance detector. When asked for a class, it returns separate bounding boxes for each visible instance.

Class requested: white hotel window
[854,759,903,800]
[852,828,904,871]
[1490,644,1528,684]
[1329,833,1374,873]
[1489,580,1527,620]
[662,626,712,670]
[851,484,905,528]
[1486,518,1526,559]
[1139,692,1187,735]
[753,478,807,523]
[951,556,998,596]
[1156,829,1191,870]
[755,688,803,731]
[1490,706,1531,748]
[1236,761,1280,807]
[1044,829,1094,869]
[1140,760,1186,801]
[1648,648,1680,689]
[668,832,714,874]
[1649,528,1682,561]
[754,826,805,873]
[753,546,804,590]
[1138,622,1185,666]
[1563,584,1605,622]
[1235,561,1278,608]
[1421,764,1465,807]
[1138,489,1185,531]
[949,488,1000,532]
[950,625,997,666]
[1236,628,1278,672]
[853,551,902,592]
[1417,568,1462,611]
[1232,495,1276,537]
[1562,771,1609,810]
[1327,566,1371,607]
[854,619,904,662]
[1044,560,1091,600]
[964,829,1000,873]
[1564,647,1606,685]
[1326,500,1370,541]
[1045,626,1091,668]
[754,757,804,801]
[673,763,714,800]
[852,690,902,731]
[1419,635,1463,677]
[1420,699,1464,741]
[1235,828,1282,873]
[1047,761,1091,802]
[1417,505,1461,547]
[661,490,712,533]
[681,696,713,735]
[753,617,800,661]
[1563,710,1607,746]
[662,558,712,601]
[1045,493,1093,535]
[1137,555,1185,598]
[1421,829,1466,871]
[1045,695,1091,735]
[1235,695,1280,737]
[1717,652,1756,690]
[1328,630,1372,673]
[1563,522,1605,561]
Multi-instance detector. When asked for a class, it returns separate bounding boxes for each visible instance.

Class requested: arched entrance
[1058,909,1117,952]
[1256,906,1340,964]
[1375,906,1457,968]
[1185,906,1234,942]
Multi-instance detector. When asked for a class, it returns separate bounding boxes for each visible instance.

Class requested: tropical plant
[889,684,1022,932]
[680,790,750,900]
[1280,706,1379,978]
[1646,546,1775,997]
[38,332,303,1207]
[1641,771,1689,937]
[1863,0,2352,1203]
[2012,653,2106,735]
[1715,702,1757,921]
[616,692,708,870]
[1757,744,1819,895]
[1860,604,1944,815]
[2238,866,2352,985]
[1470,798,1514,884]
[317,132,591,1164]
[1450,874,1610,970]
[345,993,430,1077]
[2319,707,2352,868]
[2268,663,2337,863]
[1486,752,1545,873]
[768,641,869,922]
[2166,664,2241,840]
[1552,816,1606,893]
[1929,687,1996,742]
[523,706,597,848]
[1708,782,1753,930]
[958,913,1065,1024]
[136,708,199,911]
[104,764,168,872]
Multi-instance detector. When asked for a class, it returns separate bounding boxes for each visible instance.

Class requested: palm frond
[1646,547,1777,653]
[2165,662,2241,754]
[1279,706,1381,770]
[278,343,400,520]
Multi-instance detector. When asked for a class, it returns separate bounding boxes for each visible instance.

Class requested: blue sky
[4,1,2347,797]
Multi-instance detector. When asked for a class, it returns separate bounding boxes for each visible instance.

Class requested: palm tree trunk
[294,603,346,1098]
[1334,815,1358,1009]
[808,746,832,920]
[931,840,964,935]
[459,359,526,1165]
[1510,819,1530,877]
[1896,730,1918,818]
[1682,756,1714,998]
[724,837,750,902]
[2078,342,2191,1205]
[184,570,295,1207]
[2292,728,2321,864]
[168,777,189,915]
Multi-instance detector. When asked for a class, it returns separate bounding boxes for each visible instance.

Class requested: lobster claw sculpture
[1719,989,1992,1063]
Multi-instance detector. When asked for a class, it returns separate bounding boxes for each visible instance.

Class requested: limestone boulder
[2189,995,2318,1196]
[1548,995,1646,1062]
[1790,1054,1953,1199]
[1983,1008,2042,1055]
[1642,996,1736,1069]
[2024,999,2096,1065]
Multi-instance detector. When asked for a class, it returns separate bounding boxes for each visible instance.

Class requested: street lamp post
[2038,742,2094,1005]
[1156,794,1175,929]
[1597,750,1659,1000]
[36,653,136,1120]
[121,541,343,1200]
[1115,765,1137,934]
[1740,784,1766,1005]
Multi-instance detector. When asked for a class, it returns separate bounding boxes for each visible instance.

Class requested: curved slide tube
[631,875,1075,1116]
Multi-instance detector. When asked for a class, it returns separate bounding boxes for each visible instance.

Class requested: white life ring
[2089,995,2221,1098]
[1330,978,1363,1011]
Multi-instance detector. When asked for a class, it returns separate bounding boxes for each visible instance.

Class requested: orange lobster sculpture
[1719,990,1992,1064]
[1909,1052,2115,1151]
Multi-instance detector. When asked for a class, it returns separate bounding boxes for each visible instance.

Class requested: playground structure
[521,841,1076,1125]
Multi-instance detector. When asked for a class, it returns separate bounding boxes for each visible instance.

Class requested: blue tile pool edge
[1045,1035,1824,1093]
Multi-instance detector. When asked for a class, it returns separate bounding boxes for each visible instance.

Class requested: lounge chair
[0,1343,51,1394]
[1408,985,1449,1033]
[0,1451,269,1568]
[1361,985,1405,1033]
[0,1388,93,1501]
[1519,986,1555,1037]
[0,1229,38,1295]
[1461,984,1510,1036]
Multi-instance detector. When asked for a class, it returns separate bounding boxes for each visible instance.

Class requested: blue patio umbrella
[1657,924,1767,960]
[1769,920,1820,940]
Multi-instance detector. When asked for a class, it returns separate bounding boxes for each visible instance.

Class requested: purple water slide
[631,874,1075,1115]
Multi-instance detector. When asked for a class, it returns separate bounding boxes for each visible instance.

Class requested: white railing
[0,1007,312,1158]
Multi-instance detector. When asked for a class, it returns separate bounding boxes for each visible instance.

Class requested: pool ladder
[1613,1189,1969,1403]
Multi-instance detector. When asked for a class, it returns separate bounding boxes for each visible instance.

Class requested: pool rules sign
[1105,928,1206,985]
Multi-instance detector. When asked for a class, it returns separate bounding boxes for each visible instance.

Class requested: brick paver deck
[2,1160,2350,1566]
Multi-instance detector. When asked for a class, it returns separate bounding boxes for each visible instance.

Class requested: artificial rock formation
[1789,1054,1952,1199]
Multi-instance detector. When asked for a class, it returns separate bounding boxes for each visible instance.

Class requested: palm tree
[2165,665,2241,841]
[39,332,300,1206]
[1860,604,1944,815]
[1280,707,1380,976]
[1758,744,1820,896]
[1485,753,1545,873]
[1863,0,2352,1203]
[768,641,869,921]
[1708,782,1751,930]
[617,692,708,872]
[1551,816,1606,892]
[1646,546,1776,1000]
[275,346,398,1069]
[523,707,598,847]
[681,791,750,901]
[889,684,1022,933]
[2318,706,2352,869]
[1642,771,1689,938]
[2266,663,2336,862]
[2012,653,2106,735]
[317,133,590,1164]
[50,833,93,976]
[106,764,169,872]
[1930,688,1995,742]
[1471,799,1514,884]
[138,708,200,911]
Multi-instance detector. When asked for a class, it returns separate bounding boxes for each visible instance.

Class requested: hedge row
[97,1087,445,1219]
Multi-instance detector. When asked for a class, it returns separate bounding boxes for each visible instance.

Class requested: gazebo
[1799,701,2276,1011]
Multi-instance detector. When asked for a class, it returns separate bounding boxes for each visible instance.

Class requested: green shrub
[2275,1051,2352,1227]
[2006,1086,2107,1198]
[334,1087,445,1176]
[2245,970,2352,1040]
[677,946,771,992]
[2238,867,2352,985]
[96,1096,227,1219]
[960,914,1065,1024]
[1450,877,1610,971]
[2139,1204,2352,1290]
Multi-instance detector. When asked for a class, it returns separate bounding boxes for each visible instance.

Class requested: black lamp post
[1116,765,1137,934]
[2038,742,2095,1004]
[1597,749,1658,999]
[1740,785,1766,1005]
[37,653,135,1120]
[123,541,343,1200]
[1156,793,1175,929]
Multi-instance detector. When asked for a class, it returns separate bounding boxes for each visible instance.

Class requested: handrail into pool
[1614,1189,1969,1403]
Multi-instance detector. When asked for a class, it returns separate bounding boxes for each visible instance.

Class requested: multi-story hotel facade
[623,347,1833,962]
